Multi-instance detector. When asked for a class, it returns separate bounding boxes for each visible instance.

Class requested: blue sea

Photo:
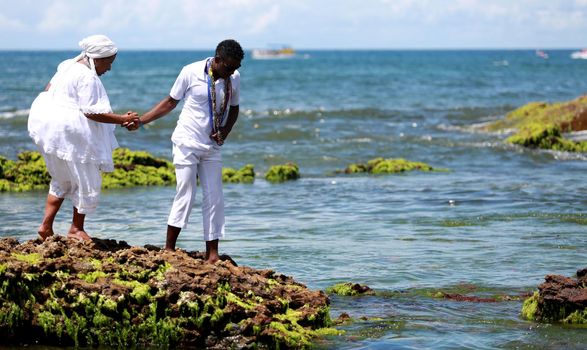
[1,50,587,349]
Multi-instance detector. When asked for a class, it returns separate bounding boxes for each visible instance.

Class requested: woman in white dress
[28,35,139,241]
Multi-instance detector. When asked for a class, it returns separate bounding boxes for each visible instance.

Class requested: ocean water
[2,50,587,349]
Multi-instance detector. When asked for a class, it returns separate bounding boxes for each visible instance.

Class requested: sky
[1,0,587,50]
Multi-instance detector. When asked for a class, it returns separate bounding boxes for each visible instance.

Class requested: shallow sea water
[2,50,587,348]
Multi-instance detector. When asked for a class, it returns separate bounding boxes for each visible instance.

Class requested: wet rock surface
[0,236,337,348]
[522,268,587,324]
[483,95,587,152]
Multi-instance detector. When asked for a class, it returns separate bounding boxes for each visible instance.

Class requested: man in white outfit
[134,39,243,263]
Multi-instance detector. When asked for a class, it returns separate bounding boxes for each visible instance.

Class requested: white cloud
[2,0,587,49]
[246,5,280,34]
[37,1,85,31]
[0,13,25,30]
[535,9,587,30]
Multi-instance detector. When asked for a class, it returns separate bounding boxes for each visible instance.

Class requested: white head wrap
[73,35,118,74]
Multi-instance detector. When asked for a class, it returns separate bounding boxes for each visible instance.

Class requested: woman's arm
[85,111,139,125]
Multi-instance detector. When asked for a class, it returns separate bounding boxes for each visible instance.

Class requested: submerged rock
[0,236,339,348]
[521,268,587,324]
[340,157,440,175]
[265,163,300,183]
[484,95,587,152]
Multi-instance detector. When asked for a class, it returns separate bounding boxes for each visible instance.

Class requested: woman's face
[94,54,117,76]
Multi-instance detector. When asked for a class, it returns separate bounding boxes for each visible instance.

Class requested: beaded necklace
[206,58,231,135]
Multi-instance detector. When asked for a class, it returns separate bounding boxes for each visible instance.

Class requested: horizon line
[0,47,584,52]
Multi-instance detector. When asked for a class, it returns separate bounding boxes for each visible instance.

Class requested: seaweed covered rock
[222,164,255,184]
[0,236,339,348]
[521,268,587,324]
[265,163,300,183]
[484,95,587,152]
[0,151,50,192]
[103,148,176,188]
[325,283,374,296]
[341,157,437,175]
[0,149,257,191]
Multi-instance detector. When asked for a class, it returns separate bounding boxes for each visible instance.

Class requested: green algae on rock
[0,236,339,348]
[325,283,374,297]
[0,149,175,192]
[0,149,258,192]
[222,164,255,184]
[521,268,587,324]
[341,157,439,175]
[103,148,176,189]
[484,95,587,152]
[265,163,300,183]
[0,151,50,192]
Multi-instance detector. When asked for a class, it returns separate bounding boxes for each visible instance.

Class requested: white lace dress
[28,59,119,172]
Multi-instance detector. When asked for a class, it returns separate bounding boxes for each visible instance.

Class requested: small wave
[564,130,587,142]
[438,122,514,136]
[548,149,587,161]
[0,109,29,119]
[247,107,398,120]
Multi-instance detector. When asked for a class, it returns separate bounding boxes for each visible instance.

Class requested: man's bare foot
[205,255,220,264]
[67,230,92,241]
[37,226,54,241]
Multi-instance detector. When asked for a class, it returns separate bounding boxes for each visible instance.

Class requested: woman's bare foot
[37,226,54,241]
[67,229,92,241]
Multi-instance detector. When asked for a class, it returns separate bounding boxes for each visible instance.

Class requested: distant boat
[535,50,549,59]
[571,49,587,59]
[251,46,295,60]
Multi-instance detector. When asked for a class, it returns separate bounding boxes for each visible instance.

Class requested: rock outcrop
[0,236,339,348]
[484,95,587,152]
[522,268,587,324]
[265,163,300,183]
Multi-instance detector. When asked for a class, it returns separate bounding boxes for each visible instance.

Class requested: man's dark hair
[216,39,244,61]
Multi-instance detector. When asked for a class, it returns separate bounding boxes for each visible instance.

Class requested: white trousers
[167,144,225,241]
[42,152,102,215]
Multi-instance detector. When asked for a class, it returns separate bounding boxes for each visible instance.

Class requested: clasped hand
[121,111,141,131]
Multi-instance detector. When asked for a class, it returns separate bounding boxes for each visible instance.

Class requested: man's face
[215,56,241,79]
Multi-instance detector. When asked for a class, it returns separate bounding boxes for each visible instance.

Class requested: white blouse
[28,59,118,171]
